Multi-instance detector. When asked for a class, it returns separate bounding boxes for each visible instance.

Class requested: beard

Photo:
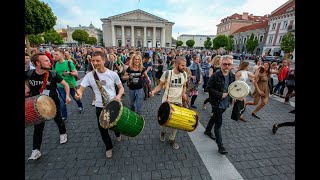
[40,64,50,70]
[177,67,185,73]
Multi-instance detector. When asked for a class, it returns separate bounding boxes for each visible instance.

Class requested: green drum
[99,100,145,137]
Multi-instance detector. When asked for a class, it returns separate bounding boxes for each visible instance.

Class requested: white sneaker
[106,150,112,158]
[117,135,121,142]
[60,134,68,144]
[92,101,95,106]
[28,149,41,160]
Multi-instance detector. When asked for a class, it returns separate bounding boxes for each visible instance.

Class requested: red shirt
[278,66,289,81]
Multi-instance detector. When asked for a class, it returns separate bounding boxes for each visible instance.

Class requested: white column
[153,27,156,47]
[111,25,115,47]
[121,25,125,47]
[131,26,135,47]
[161,27,166,47]
[144,26,147,48]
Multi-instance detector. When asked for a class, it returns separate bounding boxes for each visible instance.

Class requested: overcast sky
[43,0,289,38]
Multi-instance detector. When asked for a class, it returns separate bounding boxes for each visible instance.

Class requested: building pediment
[102,9,170,22]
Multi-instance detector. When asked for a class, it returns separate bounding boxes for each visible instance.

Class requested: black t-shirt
[126,67,146,90]
[155,64,164,79]
[25,70,63,105]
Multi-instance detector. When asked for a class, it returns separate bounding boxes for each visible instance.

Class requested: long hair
[237,61,249,72]
[212,55,221,68]
[259,61,271,77]
[130,54,143,71]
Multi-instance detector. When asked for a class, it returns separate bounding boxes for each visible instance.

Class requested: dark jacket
[206,70,235,107]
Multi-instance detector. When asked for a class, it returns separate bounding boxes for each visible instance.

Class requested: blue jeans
[128,88,144,114]
[58,87,83,118]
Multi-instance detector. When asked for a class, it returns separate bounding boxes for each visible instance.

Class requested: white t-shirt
[80,69,121,108]
[160,70,187,104]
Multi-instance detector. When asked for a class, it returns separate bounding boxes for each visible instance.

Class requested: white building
[177,34,216,48]
[263,0,295,57]
[101,9,174,48]
[65,23,103,45]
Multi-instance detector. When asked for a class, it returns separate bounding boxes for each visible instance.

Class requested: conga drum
[157,102,199,132]
[228,80,250,100]
[25,95,57,127]
[99,100,145,137]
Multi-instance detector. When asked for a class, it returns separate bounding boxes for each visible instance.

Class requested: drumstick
[71,83,80,96]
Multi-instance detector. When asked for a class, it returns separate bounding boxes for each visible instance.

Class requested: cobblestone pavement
[25,67,295,180]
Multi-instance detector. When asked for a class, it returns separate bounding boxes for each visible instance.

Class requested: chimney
[242,12,248,20]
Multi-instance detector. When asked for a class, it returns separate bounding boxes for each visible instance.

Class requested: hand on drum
[115,95,122,101]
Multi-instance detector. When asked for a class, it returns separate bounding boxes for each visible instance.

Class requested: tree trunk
[25,34,31,56]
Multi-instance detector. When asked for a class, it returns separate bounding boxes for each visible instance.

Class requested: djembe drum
[228,80,250,100]
[25,95,57,127]
[157,102,199,132]
[99,100,145,137]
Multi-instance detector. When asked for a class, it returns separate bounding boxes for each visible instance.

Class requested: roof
[232,21,268,34]
[269,0,295,18]
[229,13,268,21]
[101,9,171,22]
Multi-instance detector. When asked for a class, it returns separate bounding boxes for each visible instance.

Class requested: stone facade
[65,23,103,45]
[101,9,174,48]
[263,0,295,57]
[177,34,216,48]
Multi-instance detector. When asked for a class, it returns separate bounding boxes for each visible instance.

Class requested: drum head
[36,95,56,120]
[157,102,171,125]
[228,81,250,99]
[99,100,121,128]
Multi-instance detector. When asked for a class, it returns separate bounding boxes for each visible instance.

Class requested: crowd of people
[25,45,295,160]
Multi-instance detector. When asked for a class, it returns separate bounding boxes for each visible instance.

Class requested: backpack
[53,60,80,81]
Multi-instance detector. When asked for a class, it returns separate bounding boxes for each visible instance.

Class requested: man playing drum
[204,55,235,155]
[75,51,124,159]
[149,56,188,149]
[25,53,72,160]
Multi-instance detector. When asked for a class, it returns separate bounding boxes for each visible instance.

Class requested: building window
[271,23,276,30]
[126,29,130,37]
[268,36,273,44]
[137,29,141,37]
[147,30,151,37]
[117,28,121,36]
[279,36,283,43]
[243,38,247,44]
[259,36,263,42]
[282,20,288,29]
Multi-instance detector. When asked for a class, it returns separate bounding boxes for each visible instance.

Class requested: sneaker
[62,117,67,122]
[218,146,228,154]
[91,101,95,106]
[157,92,161,95]
[169,140,180,149]
[190,105,197,109]
[202,104,206,110]
[160,132,166,142]
[106,150,112,158]
[78,107,83,113]
[272,124,278,134]
[60,134,68,144]
[28,149,41,160]
[117,135,121,142]
[204,131,216,140]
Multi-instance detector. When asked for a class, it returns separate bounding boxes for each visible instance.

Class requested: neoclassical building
[101,9,174,48]
[65,23,103,45]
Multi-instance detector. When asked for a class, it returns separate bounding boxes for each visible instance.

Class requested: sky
[43,0,289,39]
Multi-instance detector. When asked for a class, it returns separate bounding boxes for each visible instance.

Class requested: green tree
[246,33,259,54]
[25,0,56,55]
[87,37,97,45]
[281,32,295,59]
[225,36,234,52]
[212,34,228,50]
[72,29,89,45]
[186,39,195,48]
[176,40,183,47]
[28,34,44,46]
[43,29,64,45]
[204,37,212,49]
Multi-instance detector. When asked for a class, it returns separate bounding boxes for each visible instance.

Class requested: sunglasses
[222,63,233,66]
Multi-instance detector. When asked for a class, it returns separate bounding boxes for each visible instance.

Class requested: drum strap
[92,70,110,106]
[166,70,173,101]
[39,71,49,94]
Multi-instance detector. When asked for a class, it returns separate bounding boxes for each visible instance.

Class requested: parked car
[263,56,283,63]
[232,53,242,59]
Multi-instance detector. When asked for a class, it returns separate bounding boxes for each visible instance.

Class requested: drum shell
[228,80,250,99]
[99,100,145,137]
[157,102,199,132]
[25,95,56,127]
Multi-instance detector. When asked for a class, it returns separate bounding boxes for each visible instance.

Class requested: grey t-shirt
[219,75,230,109]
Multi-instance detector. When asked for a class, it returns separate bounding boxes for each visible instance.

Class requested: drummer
[204,55,235,155]
[25,52,72,160]
[75,50,124,159]
[149,56,188,149]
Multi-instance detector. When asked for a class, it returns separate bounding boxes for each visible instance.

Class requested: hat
[144,53,150,58]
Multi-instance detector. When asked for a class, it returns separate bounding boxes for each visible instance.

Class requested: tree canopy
[186,39,195,48]
[246,33,259,54]
[72,30,89,45]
